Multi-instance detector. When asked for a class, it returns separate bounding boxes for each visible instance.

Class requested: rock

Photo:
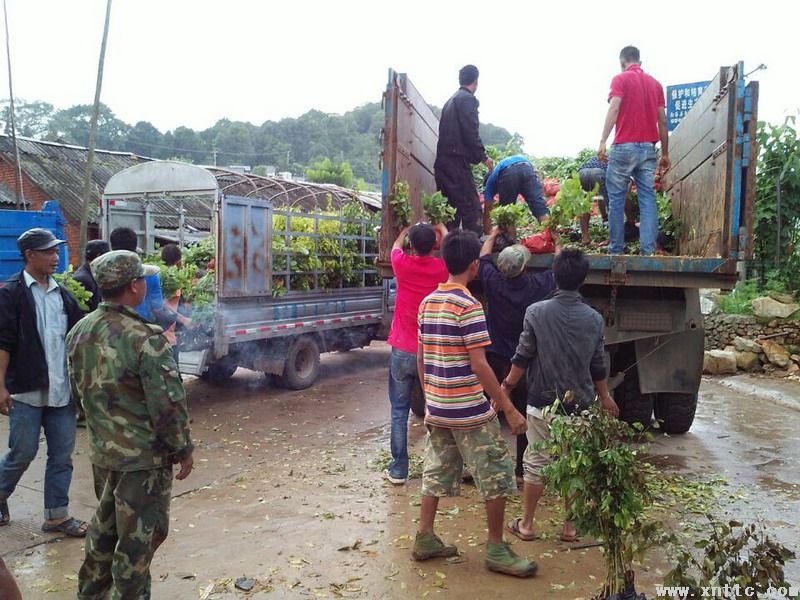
[733,336,762,353]
[703,350,738,375]
[768,291,795,304]
[769,320,778,328]
[699,289,719,315]
[752,297,799,319]
[735,351,761,371]
[724,345,735,353]
[792,354,800,364]
[761,340,791,367]
[789,363,800,375]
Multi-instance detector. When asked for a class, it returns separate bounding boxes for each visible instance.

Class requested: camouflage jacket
[66,302,193,471]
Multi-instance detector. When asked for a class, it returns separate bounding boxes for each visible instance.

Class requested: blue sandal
[41,517,88,537]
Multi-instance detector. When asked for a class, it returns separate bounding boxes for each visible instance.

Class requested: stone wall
[704,313,800,351]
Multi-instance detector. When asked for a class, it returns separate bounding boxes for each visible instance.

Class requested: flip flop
[559,531,580,543]
[506,517,537,542]
[0,500,8,526]
[41,517,88,538]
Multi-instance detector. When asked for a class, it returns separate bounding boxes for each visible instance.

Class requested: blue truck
[378,63,759,433]
[0,200,69,282]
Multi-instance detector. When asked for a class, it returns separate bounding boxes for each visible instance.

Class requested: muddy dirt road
[2,342,798,599]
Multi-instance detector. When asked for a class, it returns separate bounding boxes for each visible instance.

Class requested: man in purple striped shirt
[412,229,536,578]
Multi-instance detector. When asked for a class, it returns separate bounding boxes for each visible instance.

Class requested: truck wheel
[411,380,425,417]
[280,336,320,390]
[614,370,654,428]
[200,358,238,384]
[654,393,697,434]
[611,346,654,428]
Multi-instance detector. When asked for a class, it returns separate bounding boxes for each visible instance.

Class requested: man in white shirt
[0,228,87,536]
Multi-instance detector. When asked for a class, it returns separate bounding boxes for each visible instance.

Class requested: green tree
[209,119,256,166]
[126,121,164,157]
[306,158,354,187]
[167,126,208,164]
[0,99,54,138]
[753,118,800,290]
[45,103,129,149]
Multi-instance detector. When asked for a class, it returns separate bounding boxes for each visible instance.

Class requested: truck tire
[614,369,654,428]
[200,358,238,384]
[654,393,697,434]
[411,380,425,417]
[611,346,654,428]
[280,336,320,390]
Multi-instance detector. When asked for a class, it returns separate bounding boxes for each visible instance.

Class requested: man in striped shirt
[413,229,536,578]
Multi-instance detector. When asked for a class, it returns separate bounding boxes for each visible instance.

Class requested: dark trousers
[486,351,528,477]
[497,162,547,220]
[434,155,482,235]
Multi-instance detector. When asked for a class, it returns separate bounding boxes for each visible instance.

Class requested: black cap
[16,228,66,253]
[85,239,111,262]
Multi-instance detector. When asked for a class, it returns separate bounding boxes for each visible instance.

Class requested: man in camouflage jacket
[66,250,194,600]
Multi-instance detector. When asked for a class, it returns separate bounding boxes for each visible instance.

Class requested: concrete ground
[1,341,798,599]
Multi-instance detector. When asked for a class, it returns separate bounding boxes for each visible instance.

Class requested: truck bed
[378,67,758,290]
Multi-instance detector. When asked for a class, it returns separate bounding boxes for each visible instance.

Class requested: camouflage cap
[496,244,531,278]
[91,250,159,290]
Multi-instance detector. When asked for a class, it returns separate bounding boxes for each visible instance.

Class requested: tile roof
[0,135,150,224]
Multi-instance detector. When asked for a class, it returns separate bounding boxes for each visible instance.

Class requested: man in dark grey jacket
[434,64,494,235]
[500,249,619,543]
[72,240,110,313]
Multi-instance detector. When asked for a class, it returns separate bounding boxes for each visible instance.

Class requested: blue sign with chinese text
[666,81,711,131]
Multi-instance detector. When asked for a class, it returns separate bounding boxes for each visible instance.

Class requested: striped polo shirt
[418,282,495,429]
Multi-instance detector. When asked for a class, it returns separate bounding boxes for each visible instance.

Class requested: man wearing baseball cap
[67,250,194,599]
[479,229,556,486]
[0,228,87,535]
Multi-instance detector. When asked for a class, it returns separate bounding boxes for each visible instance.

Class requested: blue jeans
[606,142,658,254]
[0,400,76,520]
[387,348,418,479]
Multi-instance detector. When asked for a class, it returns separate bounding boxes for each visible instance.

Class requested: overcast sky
[4,0,798,157]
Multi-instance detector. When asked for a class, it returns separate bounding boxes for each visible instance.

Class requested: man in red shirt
[598,46,670,255]
[384,223,449,484]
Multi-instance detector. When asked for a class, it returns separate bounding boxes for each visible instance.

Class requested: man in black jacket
[0,228,87,536]
[72,239,110,312]
[435,64,494,235]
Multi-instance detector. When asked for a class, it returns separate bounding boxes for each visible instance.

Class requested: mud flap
[179,350,208,376]
[635,328,704,394]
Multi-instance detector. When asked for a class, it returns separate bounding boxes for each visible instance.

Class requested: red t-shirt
[609,64,665,144]
[388,248,448,354]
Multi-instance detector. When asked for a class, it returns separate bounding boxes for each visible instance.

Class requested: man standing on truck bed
[598,46,670,255]
[435,64,494,235]
[483,155,549,234]
[384,223,448,485]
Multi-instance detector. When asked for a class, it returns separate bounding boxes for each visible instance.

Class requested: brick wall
[0,157,98,266]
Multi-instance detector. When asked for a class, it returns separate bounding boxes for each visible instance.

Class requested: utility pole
[3,0,24,210]
[79,0,112,261]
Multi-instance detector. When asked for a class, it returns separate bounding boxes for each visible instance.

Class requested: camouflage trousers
[77,465,172,600]
[421,418,516,501]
